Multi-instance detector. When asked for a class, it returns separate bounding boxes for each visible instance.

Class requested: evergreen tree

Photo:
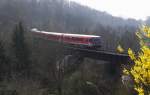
[12,22,31,77]
[0,40,10,80]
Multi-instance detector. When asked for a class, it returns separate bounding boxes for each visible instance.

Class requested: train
[31,28,101,49]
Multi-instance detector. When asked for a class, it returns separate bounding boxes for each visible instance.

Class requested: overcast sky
[69,0,150,20]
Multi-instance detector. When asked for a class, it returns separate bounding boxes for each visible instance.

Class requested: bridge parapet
[65,47,130,64]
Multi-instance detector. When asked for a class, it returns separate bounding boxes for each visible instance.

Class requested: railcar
[62,33,101,48]
[31,28,101,49]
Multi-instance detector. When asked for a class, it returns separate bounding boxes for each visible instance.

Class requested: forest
[0,0,148,95]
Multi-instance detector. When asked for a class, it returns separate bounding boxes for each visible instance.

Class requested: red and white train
[31,28,101,48]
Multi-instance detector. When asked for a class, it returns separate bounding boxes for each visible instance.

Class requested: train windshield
[90,37,101,45]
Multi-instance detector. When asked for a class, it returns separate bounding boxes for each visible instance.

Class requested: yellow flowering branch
[123,25,150,95]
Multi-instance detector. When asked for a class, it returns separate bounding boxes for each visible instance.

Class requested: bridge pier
[55,53,84,95]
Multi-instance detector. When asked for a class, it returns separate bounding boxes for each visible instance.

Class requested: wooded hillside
[0,0,142,95]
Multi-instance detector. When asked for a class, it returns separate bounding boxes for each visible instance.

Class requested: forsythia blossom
[117,45,124,53]
[123,26,150,95]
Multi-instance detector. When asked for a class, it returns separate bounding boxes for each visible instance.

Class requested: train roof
[31,28,101,38]
[41,31,62,35]
[63,33,100,38]
[31,29,62,35]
